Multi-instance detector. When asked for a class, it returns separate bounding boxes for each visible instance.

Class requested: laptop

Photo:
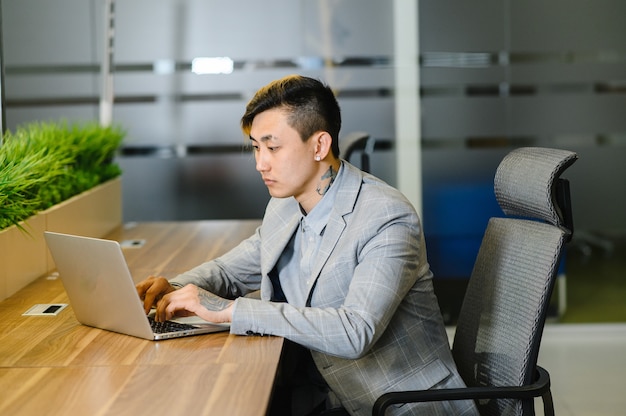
[44,231,230,340]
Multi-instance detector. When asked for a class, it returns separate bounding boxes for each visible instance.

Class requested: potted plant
[0,120,125,300]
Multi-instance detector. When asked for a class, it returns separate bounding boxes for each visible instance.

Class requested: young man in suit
[136,75,478,416]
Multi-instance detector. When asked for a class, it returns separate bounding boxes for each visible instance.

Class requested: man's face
[249,108,319,202]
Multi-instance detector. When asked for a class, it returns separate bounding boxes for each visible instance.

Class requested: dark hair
[241,75,341,157]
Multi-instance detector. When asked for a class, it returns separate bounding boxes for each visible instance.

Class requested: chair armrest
[372,366,553,416]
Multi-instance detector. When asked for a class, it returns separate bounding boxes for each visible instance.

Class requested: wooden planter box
[0,177,122,301]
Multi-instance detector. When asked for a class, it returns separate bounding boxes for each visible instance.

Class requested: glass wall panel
[2,0,396,221]
[2,0,624,233]
[419,0,626,233]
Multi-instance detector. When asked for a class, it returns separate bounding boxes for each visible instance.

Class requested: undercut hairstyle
[241,75,342,157]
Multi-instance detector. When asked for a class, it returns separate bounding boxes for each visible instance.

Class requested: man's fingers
[136,276,171,315]
[154,285,198,322]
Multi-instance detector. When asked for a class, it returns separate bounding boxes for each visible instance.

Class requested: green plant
[0,120,125,230]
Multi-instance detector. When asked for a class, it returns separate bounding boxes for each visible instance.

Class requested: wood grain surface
[0,220,283,416]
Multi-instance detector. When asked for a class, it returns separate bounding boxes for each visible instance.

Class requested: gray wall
[2,0,625,233]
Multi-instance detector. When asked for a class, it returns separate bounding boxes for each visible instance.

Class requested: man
[136,75,478,416]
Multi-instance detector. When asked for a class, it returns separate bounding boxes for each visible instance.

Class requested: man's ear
[315,131,333,159]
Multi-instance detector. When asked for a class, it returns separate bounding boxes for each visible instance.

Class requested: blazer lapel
[308,163,363,293]
[260,202,301,276]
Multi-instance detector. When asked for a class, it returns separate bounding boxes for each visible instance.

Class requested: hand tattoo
[198,288,232,311]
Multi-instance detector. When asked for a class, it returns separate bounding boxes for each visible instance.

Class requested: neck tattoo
[316,165,337,196]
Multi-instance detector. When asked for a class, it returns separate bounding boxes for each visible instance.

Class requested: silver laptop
[44,231,230,340]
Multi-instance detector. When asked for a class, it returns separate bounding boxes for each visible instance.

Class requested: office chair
[373,147,578,416]
[339,131,373,173]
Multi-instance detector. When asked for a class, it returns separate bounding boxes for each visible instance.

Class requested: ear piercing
[315,156,321,161]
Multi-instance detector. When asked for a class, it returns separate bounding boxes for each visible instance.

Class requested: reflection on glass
[191,57,234,75]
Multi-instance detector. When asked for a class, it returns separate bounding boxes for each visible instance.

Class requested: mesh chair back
[451,147,577,416]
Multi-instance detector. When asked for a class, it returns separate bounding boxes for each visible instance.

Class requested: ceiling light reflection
[191,57,234,74]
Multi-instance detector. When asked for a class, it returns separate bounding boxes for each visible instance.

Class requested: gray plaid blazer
[171,162,478,416]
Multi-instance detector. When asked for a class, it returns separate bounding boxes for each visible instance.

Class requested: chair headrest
[494,147,578,227]
[339,131,370,158]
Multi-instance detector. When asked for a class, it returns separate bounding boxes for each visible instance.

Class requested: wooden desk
[0,220,284,416]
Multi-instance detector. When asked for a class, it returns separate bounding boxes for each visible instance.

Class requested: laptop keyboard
[148,316,196,334]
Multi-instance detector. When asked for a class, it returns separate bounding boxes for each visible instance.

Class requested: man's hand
[154,284,234,324]
[136,275,176,314]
